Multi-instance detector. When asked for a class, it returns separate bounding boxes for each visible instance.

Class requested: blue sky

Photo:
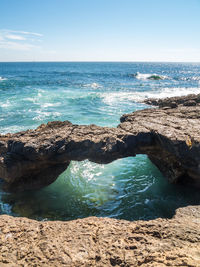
[0,0,200,62]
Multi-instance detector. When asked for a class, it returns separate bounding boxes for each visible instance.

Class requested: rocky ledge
[144,93,200,108]
[1,94,200,191]
[0,205,200,266]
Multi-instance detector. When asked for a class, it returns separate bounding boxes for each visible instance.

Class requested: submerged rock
[1,94,200,190]
[147,74,164,80]
[0,205,200,266]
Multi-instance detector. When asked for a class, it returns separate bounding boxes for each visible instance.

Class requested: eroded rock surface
[1,94,200,190]
[0,121,150,190]
[144,93,200,108]
[120,103,200,185]
[0,205,200,267]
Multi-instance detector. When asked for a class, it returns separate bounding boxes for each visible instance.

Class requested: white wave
[184,76,200,81]
[25,96,61,108]
[102,87,200,105]
[0,76,7,81]
[83,82,102,89]
[102,92,138,105]
[133,72,168,80]
[191,76,200,81]
[33,110,61,121]
[139,87,200,100]
[0,125,25,134]
[0,100,11,108]
[43,102,61,108]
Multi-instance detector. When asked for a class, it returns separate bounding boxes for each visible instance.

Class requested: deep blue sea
[0,62,200,221]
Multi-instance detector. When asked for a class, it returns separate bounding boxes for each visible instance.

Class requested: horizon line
[0,60,200,64]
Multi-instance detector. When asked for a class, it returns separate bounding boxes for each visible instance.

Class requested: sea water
[0,62,200,221]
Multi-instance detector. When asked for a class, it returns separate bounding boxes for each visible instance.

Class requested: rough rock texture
[0,121,143,191]
[120,104,200,185]
[1,94,200,190]
[0,205,200,266]
[144,93,200,108]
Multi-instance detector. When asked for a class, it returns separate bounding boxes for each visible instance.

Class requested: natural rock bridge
[1,94,200,191]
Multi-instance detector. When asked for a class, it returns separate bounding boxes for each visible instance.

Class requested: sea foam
[102,87,200,105]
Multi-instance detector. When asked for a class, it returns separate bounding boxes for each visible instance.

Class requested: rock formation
[144,93,200,108]
[1,94,200,266]
[0,205,200,266]
[1,94,200,190]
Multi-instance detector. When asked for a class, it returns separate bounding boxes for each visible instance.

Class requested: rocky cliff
[1,94,200,191]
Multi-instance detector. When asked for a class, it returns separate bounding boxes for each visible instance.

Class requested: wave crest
[83,82,102,89]
[102,87,200,105]
[131,72,168,80]
[0,76,7,81]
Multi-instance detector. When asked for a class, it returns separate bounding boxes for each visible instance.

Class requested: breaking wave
[83,82,102,89]
[0,76,7,81]
[102,87,200,105]
[131,72,168,80]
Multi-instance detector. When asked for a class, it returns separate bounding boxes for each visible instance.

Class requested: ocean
[0,62,200,221]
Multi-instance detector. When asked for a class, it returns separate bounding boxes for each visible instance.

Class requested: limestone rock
[144,93,200,107]
[0,205,199,266]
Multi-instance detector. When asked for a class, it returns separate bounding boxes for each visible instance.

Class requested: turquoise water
[0,62,200,221]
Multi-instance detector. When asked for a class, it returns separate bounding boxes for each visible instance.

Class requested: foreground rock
[1,94,200,190]
[0,205,200,266]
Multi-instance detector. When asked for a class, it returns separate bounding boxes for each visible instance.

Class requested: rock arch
[1,94,200,191]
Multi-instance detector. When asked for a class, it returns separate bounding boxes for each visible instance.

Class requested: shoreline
[0,93,200,265]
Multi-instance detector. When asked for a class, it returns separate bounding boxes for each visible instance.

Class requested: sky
[0,0,200,62]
